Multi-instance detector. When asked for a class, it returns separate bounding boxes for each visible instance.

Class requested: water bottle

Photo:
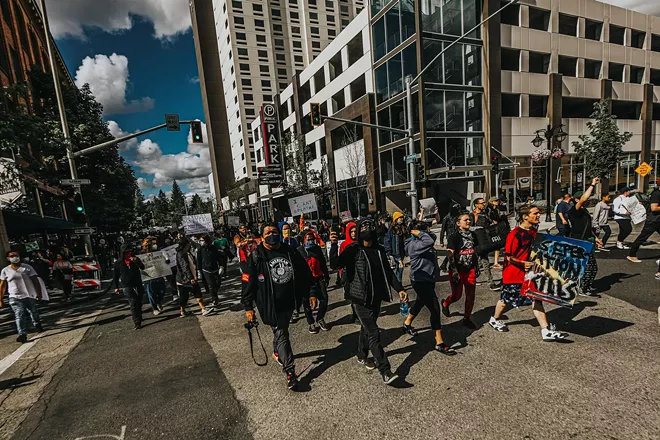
[400,300,409,317]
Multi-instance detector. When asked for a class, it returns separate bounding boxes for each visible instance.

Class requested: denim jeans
[9,297,41,336]
[145,278,165,310]
[393,257,404,283]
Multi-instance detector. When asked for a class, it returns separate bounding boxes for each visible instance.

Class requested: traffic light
[416,161,425,181]
[491,155,499,174]
[310,103,322,127]
[191,120,204,144]
[73,192,86,224]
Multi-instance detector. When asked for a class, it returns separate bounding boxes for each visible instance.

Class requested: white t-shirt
[0,264,38,299]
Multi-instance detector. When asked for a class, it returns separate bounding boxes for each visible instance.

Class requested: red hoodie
[339,222,357,254]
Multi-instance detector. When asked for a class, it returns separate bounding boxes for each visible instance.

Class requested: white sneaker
[202,307,214,316]
[599,247,610,252]
[489,316,509,332]
[617,242,630,250]
[153,309,161,316]
[542,324,568,341]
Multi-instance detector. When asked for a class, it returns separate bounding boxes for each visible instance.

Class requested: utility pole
[403,0,520,215]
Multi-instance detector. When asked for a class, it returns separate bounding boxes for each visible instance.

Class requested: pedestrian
[627,185,660,263]
[112,248,147,330]
[568,179,603,295]
[487,197,506,269]
[556,193,572,236]
[384,211,408,316]
[402,221,456,355]
[213,231,232,278]
[439,203,461,272]
[235,223,259,301]
[488,205,568,341]
[298,230,331,333]
[142,237,166,315]
[52,253,74,301]
[441,214,479,330]
[613,188,633,249]
[329,221,359,322]
[197,234,222,307]
[593,193,612,251]
[470,198,500,291]
[0,251,44,342]
[31,251,51,285]
[176,237,213,317]
[330,219,407,385]
[242,223,313,390]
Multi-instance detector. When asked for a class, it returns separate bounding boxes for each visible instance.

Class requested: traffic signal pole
[403,0,520,215]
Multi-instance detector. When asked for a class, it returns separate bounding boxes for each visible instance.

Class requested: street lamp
[531,124,567,222]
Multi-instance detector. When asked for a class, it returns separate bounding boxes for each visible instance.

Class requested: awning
[2,210,75,238]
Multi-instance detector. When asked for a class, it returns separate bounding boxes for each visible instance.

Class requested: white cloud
[137,177,154,190]
[45,0,192,40]
[131,122,212,190]
[189,76,200,84]
[107,120,138,152]
[601,1,660,15]
[75,54,155,115]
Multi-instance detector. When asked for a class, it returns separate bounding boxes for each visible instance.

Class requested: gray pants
[478,255,493,283]
[272,311,295,373]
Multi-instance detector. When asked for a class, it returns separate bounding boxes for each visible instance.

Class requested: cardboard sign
[182,213,214,235]
[139,251,172,281]
[227,216,240,227]
[288,193,318,216]
[162,244,178,267]
[340,210,352,222]
[420,198,438,218]
[521,234,594,308]
[626,197,647,225]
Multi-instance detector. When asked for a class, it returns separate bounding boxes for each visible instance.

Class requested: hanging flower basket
[551,147,565,159]
[531,148,551,164]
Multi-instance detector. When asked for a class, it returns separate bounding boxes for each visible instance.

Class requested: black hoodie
[330,219,404,305]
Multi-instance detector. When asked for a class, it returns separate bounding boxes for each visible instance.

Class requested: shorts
[500,283,532,308]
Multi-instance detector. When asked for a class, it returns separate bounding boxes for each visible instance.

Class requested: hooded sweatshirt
[278,221,299,248]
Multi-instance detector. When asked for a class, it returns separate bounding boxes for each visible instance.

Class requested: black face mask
[361,230,374,242]
[264,235,280,246]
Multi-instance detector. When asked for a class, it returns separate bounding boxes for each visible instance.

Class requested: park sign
[182,213,214,235]
[521,234,594,308]
[260,103,283,186]
[288,193,318,217]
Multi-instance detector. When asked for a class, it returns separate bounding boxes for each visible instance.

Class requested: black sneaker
[402,323,417,337]
[317,319,330,331]
[290,310,299,323]
[489,282,502,291]
[435,343,457,355]
[381,370,398,385]
[35,325,44,333]
[134,323,142,330]
[286,371,298,390]
[462,318,476,330]
[308,324,320,334]
[16,334,27,343]
[441,301,451,318]
[357,357,376,370]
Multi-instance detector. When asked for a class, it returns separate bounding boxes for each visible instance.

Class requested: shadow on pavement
[0,375,41,390]
[563,316,634,338]
[593,272,640,293]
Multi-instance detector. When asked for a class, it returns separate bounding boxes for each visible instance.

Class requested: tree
[333,125,376,217]
[282,132,314,196]
[152,190,171,226]
[573,100,633,184]
[189,193,206,214]
[170,180,186,223]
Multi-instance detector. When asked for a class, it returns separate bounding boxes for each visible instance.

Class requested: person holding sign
[627,185,660,264]
[568,178,602,295]
[488,205,567,342]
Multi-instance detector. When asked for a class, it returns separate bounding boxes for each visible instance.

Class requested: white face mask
[151,244,158,251]
[9,256,20,264]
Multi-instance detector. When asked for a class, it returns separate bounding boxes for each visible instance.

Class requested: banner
[162,244,178,267]
[227,216,240,227]
[288,193,318,217]
[182,213,214,235]
[139,251,172,281]
[521,234,594,308]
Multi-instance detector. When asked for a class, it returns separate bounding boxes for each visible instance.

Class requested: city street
[1,247,659,440]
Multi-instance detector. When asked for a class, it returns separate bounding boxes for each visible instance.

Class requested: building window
[609,62,624,82]
[651,69,660,86]
[312,41,321,49]
[562,97,599,118]
[244,94,254,102]
[242,78,252,86]
[630,66,644,84]
[262,80,271,88]
[558,13,578,37]
[631,30,646,49]
[295,55,303,63]
[529,95,548,117]
[500,0,520,26]
[258,50,268,58]
[501,94,520,117]
[347,33,363,66]
[610,24,625,45]
[293,41,302,48]
[260,65,270,73]
[238,48,248,57]
[253,4,263,12]
[612,101,642,120]
[558,56,577,77]
[350,74,366,101]
[234,16,244,24]
[273,24,283,32]
[290,11,299,19]
[278,68,287,76]
[236,32,246,40]
[311,27,319,34]
[310,12,318,20]
[275,38,284,47]
[257,34,267,43]
[255,19,265,27]
[272,8,281,16]
[232,1,242,10]
[240,63,250,72]
[584,19,602,41]
[528,7,550,32]
[528,51,550,74]
[652,34,660,53]
[327,14,335,22]
[328,29,336,37]
[501,48,520,71]
[584,59,602,79]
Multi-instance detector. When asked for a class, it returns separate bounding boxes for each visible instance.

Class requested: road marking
[74,425,126,440]
[0,341,37,377]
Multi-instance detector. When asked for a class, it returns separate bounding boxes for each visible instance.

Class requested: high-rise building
[191,0,365,204]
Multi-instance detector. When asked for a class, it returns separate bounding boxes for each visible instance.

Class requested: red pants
[444,269,476,318]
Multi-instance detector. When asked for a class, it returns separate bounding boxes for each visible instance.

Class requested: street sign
[165,114,180,131]
[74,227,96,235]
[406,190,416,197]
[635,162,653,177]
[499,162,520,170]
[60,179,90,186]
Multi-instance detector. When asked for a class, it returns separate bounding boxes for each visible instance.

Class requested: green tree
[170,180,186,222]
[189,193,206,215]
[152,190,171,226]
[573,100,633,181]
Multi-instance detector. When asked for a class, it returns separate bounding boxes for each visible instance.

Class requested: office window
[310,12,318,20]
[501,94,520,117]
[236,32,246,40]
[327,15,335,22]
[609,62,624,82]
[347,33,363,66]
[612,101,642,120]
[651,69,660,86]
[558,13,578,37]
[584,19,602,41]
[610,25,625,45]
[311,27,319,34]
[529,95,548,117]
[500,0,519,26]
[292,26,300,34]
[584,59,601,79]
[312,41,321,49]
[528,7,550,31]
[293,41,302,48]
[328,29,336,37]
[350,74,366,101]
[653,35,660,53]
[295,55,303,63]
[276,53,285,61]
[262,80,271,88]
[244,94,254,101]
[232,1,242,10]
[253,4,263,11]
[558,56,577,77]
[314,69,325,91]
[238,48,248,56]
[273,24,283,31]
[264,94,272,102]
[290,11,299,19]
[257,34,267,43]
[234,16,244,24]
[562,98,599,118]
[342,19,349,27]
[242,78,252,86]
[260,65,270,73]
[278,68,287,75]
[255,19,265,27]
[529,52,550,74]
[326,0,334,7]
[630,66,644,84]
[240,63,250,72]
[258,50,268,58]
[631,30,646,49]
[275,38,284,47]
[501,48,520,71]
[272,8,281,16]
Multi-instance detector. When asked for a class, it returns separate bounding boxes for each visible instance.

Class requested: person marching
[176,237,213,317]
[441,214,479,330]
[488,205,567,341]
[627,185,660,263]
[242,223,312,390]
[298,230,331,333]
[402,222,456,355]
[384,211,408,317]
[331,219,407,385]
[471,198,501,291]
[0,251,44,342]
[329,221,358,322]
[142,237,166,315]
[197,234,222,307]
[439,203,461,272]
[613,187,633,249]
[113,248,147,330]
[52,252,74,302]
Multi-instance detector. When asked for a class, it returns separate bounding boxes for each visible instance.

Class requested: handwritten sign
[340,210,352,222]
[521,234,594,308]
[420,198,438,218]
[288,193,318,217]
[182,213,214,235]
[227,215,240,227]
[139,251,172,281]
[162,244,178,267]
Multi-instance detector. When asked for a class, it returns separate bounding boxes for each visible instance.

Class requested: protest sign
[339,210,352,222]
[182,213,214,235]
[288,193,318,217]
[420,198,438,218]
[521,234,594,308]
[139,251,172,281]
[162,244,178,267]
[24,241,40,253]
[227,216,240,227]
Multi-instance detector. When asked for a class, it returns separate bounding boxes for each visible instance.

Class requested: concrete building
[191,0,365,208]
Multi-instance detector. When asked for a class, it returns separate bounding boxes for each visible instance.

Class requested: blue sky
[50,5,210,200]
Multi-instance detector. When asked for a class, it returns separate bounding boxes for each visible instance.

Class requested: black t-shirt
[568,207,592,240]
[262,247,295,312]
[447,231,478,273]
[650,189,660,217]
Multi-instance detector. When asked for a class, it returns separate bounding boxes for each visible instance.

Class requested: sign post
[60,179,91,186]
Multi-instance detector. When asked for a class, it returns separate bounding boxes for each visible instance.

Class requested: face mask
[265,235,280,246]
[361,230,374,242]
[304,241,314,249]
[151,244,158,250]
[397,219,403,225]
[9,256,20,264]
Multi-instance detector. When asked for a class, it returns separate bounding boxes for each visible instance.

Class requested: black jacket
[197,244,221,272]
[176,248,197,285]
[330,219,404,305]
[113,258,145,288]
[297,244,330,280]
[241,243,312,326]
